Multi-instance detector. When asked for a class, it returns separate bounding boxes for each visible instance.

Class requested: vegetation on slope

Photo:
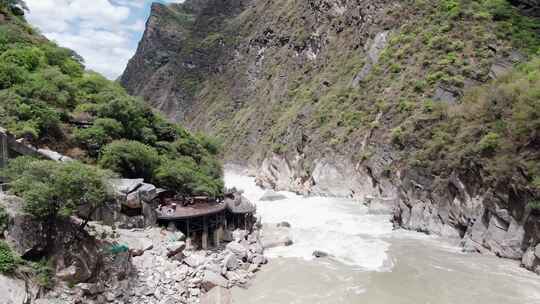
[0,1,223,285]
[169,0,539,195]
[0,3,223,197]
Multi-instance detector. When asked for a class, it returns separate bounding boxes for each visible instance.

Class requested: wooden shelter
[155,193,256,250]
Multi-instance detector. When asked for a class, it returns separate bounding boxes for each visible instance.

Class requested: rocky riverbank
[251,153,540,275]
[0,191,272,304]
[47,225,268,304]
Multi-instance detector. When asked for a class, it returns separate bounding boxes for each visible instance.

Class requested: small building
[155,192,256,250]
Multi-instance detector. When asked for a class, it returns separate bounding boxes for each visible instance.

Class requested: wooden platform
[157,201,227,220]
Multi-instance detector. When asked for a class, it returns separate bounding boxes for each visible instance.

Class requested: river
[224,171,540,304]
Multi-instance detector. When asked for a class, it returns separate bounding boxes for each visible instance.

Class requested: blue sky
[25,0,183,79]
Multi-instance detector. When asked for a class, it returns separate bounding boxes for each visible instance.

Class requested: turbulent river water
[224,171,540,304]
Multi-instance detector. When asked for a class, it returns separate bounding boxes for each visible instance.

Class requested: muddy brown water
[225,172,540,304]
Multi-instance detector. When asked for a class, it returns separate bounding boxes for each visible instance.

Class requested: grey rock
[223,253,239,271]
[0,275,27,304]
[37,148,73,162]
[259,190,287,201]
[125,191,142,209]
[225,242,248,260]
[1,194,47,257]
[352,31,390,86]
[312,250,329,258]
[489,59,512,79]
[522,247,539,270]
[56,265,79,283]
[184,255,205,268]
[433,85,459,104]
[202,271,229,291]
[276,221,291,228]
[251,254,266,266]
[109,178,144,195]
[76,283,104,296]
[166,241,186,257]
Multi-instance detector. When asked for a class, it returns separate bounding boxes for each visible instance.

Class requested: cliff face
[122,0,540,272]
[120,1,247,121]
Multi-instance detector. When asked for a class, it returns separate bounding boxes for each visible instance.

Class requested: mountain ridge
[122,0,540,272]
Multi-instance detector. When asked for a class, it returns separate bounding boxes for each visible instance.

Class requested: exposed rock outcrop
[1,190,268,303]
[253,152,540,273]
[122,0,540,274]
[0,274,28,304]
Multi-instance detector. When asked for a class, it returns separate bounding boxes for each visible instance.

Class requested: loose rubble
[46,224,267,304]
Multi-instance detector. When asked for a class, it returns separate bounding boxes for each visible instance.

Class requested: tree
[154,157,223,197]
[3,158,112,223]
[99,140,160,180]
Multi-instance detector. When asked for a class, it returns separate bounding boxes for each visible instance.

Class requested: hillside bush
[0,205,7,235]
[4,158,112,220]
[154,158,223,197]
[74,118,124,154]
[99,140,160,180]
[0,241,19,274]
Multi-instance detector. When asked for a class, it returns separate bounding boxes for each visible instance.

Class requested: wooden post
[202,216,208,250]
[215,213,223,247]
[186,218,192,250]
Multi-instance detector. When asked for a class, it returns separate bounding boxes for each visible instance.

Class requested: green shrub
[99,140,160,180]
[4,158,111,220]
[528,200,540,211]
[75,118,124,153]
[30,260,53,288]
[533,177,540,190]
[0,62,27,89]
[0,241,19,274]
[60,58,84,78]
[478,132,500,153]
[154,158,223,197]
[0,205,8,235]
[0,47,44,71]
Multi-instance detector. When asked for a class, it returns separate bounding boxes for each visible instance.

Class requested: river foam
[227,171,540,304]
[225,171,394,271]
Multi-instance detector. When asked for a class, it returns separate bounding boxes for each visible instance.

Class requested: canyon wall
[122,0,540,272]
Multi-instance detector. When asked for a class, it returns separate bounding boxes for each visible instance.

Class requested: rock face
[120,1,246,121]
[0,275,28,304]
[254,152,540,272]
[122,0,540,274]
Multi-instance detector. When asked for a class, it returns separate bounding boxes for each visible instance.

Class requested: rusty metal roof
[157,201,227,220]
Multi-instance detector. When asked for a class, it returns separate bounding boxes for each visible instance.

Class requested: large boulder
[259,190,287,202]
[261,225,294,249]
[0,275,27,304]
[225,242,248,260]
[166,241,186,257]
[1,194,47,258]
[109,178,144,195]
[223,253,239,271]
[202,270,229,290]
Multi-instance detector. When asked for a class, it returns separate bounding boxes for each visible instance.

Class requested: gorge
[121,0,540,276]
[0,0,539,303]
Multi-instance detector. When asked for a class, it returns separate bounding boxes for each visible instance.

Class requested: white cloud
[24,0,185,79]
[24,0,152,79]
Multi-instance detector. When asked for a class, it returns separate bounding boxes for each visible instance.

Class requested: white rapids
[225,171,540,304]
[225,172,393,270]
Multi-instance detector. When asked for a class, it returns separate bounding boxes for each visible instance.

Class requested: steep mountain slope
[0,3,223,195]
[0,2,227,298]
[122,0,540,271]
